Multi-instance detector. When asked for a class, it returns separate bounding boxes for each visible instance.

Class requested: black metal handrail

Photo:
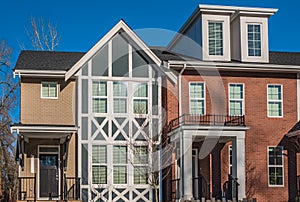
[64,174,81,201]
[193,175,210,200]
[223,174,239,201]
[170,178,180,200]
[167,114,246,132]
[18,174,36,201]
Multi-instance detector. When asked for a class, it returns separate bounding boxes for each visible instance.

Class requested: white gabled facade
[72,20,163,202]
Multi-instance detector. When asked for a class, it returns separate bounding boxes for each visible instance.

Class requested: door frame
[37,145,61,200]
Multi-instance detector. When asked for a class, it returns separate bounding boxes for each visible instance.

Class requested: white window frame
[247,23,262,57]
[133,145,148,184]
[228,83,245,116]
[92,81,107,114]
[113,145,128,185]
[189,82,206,115]
[91,145,107,184]
[267,84,283,118]
[208,21,223,56]
[202,14,231,61]
[41,82,58,99]
[133,83,148,114]
[267,146,284,187]
[113,82,128,114]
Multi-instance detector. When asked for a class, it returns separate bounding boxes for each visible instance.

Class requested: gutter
[178,64,187,116]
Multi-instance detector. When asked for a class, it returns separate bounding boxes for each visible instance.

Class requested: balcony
[167,114,246,133]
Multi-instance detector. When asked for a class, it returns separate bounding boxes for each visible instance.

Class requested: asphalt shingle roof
[14,50,85,71]
[14,49,300,72]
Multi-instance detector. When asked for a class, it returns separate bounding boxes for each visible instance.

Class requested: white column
[232,136,246,200]
[181,132,193,200]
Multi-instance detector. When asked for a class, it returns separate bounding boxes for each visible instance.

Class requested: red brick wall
[165,71,298,201]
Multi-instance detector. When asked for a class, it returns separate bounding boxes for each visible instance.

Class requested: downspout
[179,64,187,116]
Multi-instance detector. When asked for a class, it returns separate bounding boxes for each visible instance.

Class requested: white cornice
[11,125,78,134]
[14,69,66,78]
[168,60,300,73]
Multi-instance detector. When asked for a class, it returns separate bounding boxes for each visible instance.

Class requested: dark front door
[39,154,59,198]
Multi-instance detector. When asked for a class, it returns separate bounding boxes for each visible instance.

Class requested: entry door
[39,154,59,198]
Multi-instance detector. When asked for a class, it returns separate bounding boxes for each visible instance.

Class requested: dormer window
[247,24,262,57]
[208,21,223,56]
[202,14,230,61]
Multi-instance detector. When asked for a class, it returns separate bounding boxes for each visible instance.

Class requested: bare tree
[0,40,18,202]
[25,17,61,51]
[129,106,173,202]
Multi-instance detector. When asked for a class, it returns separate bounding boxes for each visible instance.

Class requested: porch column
[181,131,193,200]
[232,135,246,199]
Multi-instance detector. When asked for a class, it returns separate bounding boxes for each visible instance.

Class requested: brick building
[11,4,300,202]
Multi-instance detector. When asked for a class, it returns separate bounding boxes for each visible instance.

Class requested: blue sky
[1,0,300,65]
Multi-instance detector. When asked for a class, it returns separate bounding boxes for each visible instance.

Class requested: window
[41,82,58,98]
[92,81,107,113]
[113,82,128,113]
[229,84,244,116]
[133,84,148,114]
[133,146,148,184]
[248,24,261,57]
[267,85,283,117]
[189,83,205,115]
[113,146,127,184]
[268,146,284,186]
[208,22,223,56]
[229,145,232,175]
[92,145,107,184]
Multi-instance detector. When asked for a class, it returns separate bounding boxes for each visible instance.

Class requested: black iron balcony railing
[64,174,81,201]
[18,174,36,201]
[167,114,246,133]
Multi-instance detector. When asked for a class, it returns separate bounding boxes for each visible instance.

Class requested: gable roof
[14,50,85,71]
[65,20,176,82]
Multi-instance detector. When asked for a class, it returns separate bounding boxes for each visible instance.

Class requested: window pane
[134,166,148,184]
[134,146,148,164]
[230,101,242,116]
[92,145,107,164]
[134,84,148,97]
[132,50,149,77]
[113,146,127,164]
[113,82,127,96]
[208,22,223,56]
[268,85,281,100]
[248,24,261,57]
[268,102,282,117]
[112,34,129,77]
[113,98,127,113]
[113,166,127,184]
[92,98,107,113]
[268,146,284,186]
[92,44,109,76]
[42,82,57,98]
[92,166,107,184]
[190,83,204,98]
[92,82,107,96]
[230,84,243,99]
[190,100,204,115]
[133,99,148,114]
